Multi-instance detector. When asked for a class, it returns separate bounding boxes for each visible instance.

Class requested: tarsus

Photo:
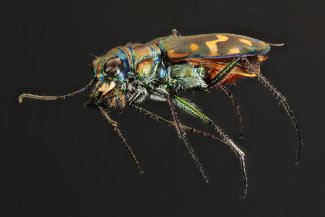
[244,57,303,164]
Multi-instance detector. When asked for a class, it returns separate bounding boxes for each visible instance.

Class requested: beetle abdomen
[158,33,270,60]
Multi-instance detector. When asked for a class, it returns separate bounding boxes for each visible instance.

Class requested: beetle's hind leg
[171,29,181,36]
[243,57,303,164]
[208,58,241,87]
[208,120,247,198]
[172,95,248,198]
[97,105,144,174]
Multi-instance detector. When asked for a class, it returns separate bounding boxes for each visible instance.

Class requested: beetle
[19,30,303,198]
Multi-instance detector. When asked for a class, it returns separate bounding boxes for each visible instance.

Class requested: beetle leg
[208,57,241,87]
[219,86,244,140]
[129,104,226,145]
[97,105,144,174]
[173,95,247,198]
[171,29,180,36]
[243,57,303,164]
[167,96,209,183]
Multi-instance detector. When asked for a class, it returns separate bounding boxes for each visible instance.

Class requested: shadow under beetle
[19,30,303,198]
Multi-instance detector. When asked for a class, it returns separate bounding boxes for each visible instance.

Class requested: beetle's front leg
[97,105,144,174]
[127,86,148,105]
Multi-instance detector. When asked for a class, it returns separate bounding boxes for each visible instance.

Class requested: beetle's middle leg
[167,96,209,183]
[129,104,226,145]
[220,86,244,140]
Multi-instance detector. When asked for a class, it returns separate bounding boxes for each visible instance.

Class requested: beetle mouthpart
[98,81,116,95]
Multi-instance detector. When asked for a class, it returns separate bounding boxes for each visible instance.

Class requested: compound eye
[115,68,121,76]
[104,57,121,76]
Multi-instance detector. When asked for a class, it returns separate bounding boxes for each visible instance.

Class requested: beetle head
[87,49,130,107]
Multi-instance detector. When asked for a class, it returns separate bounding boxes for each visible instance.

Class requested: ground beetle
[19,30,303,198]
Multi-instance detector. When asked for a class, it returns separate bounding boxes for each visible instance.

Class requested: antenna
[18,77,95,103]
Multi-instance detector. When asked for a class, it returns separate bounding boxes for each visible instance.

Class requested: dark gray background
[2,0,324,216]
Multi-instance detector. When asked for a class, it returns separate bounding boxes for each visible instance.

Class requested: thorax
[119,42,162,80]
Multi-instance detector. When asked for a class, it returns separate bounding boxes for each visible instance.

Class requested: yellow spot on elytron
[205,35,229,56]
[167,49,191,58]
[190,43,199,51]
[227,48,241,55]
[239,38,253,46]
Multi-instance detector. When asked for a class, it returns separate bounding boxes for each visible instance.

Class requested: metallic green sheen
[157,33,271,59]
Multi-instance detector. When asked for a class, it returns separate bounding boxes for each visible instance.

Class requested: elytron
[19,30,303,197]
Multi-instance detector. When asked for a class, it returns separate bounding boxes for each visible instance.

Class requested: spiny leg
[243,57,303,164]
[129,104,226,145]
[208,119,247,198]
[167,96,209,183]
[220,86,244,140]
[208,57,245,139]
[18,77,96,103]
[173,95,248,198]
[97,105,144,174]
[132,104,247,198]
[208,57,241,87]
